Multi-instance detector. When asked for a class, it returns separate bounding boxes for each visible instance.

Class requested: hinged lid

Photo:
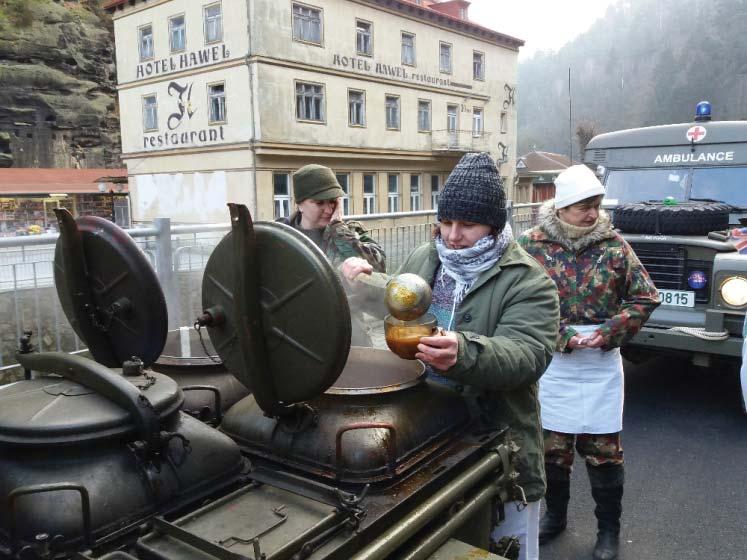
[53,209,168,368]
[201,204,351,417]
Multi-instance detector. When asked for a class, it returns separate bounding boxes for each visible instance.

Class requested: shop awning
[0,168,128,196]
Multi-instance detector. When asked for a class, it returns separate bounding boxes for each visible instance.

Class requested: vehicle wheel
[613,201,731,235]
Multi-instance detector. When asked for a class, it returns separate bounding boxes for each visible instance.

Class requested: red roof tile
[0,169,128,195]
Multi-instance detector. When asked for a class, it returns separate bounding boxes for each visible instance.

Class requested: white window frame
[142,94,158,132]
[473,51,485,81]
[295,81,326,123]
[417,99,431,132]
[336,173,351,215]
[430,174,440,210]
[401,32,416,66]
[273,172,291,219]
[348,89,366,127]
[204,2,223,44]
[439,41,452,74]
[385,95,400,131]
[292,2,323,46]
[500,111,508,134]
[208,82,226,124]
[169,14,186,53]
[387,173,400,213]
[138,24,154,62]
[473,107,484,137]
[363,173,376,214]
[410,174,421,211]
[356,19,373,56]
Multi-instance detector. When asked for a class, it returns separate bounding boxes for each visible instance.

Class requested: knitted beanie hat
[292,164,345,202]
[438,152,506,230]
[554,165,605,209]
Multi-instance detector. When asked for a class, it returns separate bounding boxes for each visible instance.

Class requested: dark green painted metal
[201,204,351,413]
[53,209,168,368]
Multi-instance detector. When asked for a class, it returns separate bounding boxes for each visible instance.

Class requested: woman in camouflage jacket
[518,165,659,560]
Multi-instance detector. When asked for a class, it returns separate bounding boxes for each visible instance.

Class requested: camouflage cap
[292,164,345,202]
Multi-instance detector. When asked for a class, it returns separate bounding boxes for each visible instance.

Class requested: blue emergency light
[694,101,712,122]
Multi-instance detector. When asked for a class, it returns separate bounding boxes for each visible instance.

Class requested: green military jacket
[396,241,560,502]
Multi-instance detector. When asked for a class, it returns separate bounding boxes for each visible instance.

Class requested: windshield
[604,169,689,204]
[691,167,747,207]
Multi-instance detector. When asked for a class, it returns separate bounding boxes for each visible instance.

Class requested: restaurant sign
[136,44,231,80]
[332,54,456,88]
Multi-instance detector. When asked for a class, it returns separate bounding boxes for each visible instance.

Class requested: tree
[576,121,598,155]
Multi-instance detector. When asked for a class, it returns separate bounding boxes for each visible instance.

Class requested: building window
[296,82,325,122]
[447,104,458,147]
[363,173,376,214]
[500,111,508,133]
[348,89,366,127]
[418,100,431,132]
[274,173,291,219]
[139,24,154,61]
[169,15,186,52]
[204,3,223,44]
[208,83,226,124]
[387,174,400,212]
[473,51,485,80]
[473,108,483,137]
[439,42,452,74]
[142,94,158,131]
[401,32,415,66]
[410,175,421,211]
[356,20,372,56]
[431,174,440,209]
[385,95,400,130]
[292,3,322,45]
[336,173,350,215]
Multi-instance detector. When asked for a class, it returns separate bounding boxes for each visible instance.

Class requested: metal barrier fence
[0,204,541,377]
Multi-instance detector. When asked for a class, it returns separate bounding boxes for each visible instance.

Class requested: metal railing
[0,204,541,379]
[431,129,492,152]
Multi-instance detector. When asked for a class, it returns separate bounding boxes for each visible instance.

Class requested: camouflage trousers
[543,430,624,469]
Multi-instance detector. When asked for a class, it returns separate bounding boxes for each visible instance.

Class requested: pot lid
[53,209,168,368]
[0,371,181,446]
[201,204,351,417]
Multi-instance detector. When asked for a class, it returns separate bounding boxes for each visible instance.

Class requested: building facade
[105,0,522,223]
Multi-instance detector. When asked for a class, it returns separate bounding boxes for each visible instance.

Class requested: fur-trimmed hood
[535,200,616,252]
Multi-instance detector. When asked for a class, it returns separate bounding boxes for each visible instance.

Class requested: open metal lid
[53,209,168,368]
[201,204,351,418]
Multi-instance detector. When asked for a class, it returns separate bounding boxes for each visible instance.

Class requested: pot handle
[15,352,161,448]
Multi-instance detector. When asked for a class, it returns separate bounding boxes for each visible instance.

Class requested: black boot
[539,464,571,544]
[587,463,624,560]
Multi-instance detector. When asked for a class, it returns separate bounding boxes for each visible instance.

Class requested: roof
[586,120,747,150]
[104,0,524,49]
[0,168,128,196]
[516,151,573,175]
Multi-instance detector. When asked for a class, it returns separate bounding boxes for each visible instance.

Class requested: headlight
[719,276,747,307]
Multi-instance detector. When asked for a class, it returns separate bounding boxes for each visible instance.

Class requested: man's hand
[341,256,373,283]
[416,331,459,371]
[330,197,344,222]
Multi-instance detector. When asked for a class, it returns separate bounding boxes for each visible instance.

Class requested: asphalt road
[540,356,747,560]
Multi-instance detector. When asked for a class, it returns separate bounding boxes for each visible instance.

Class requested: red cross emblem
[686,125,707,143]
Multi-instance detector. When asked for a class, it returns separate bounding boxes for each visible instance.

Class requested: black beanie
[438,152,506,230]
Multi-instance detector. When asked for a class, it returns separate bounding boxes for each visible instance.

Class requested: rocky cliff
[0,0,120,168]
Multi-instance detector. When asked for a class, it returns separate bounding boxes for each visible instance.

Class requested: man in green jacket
[342,152,559,560]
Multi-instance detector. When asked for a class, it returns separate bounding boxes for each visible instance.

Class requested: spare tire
[613,201,731,235]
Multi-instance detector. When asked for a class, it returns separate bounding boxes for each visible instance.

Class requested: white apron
[539,324,624,434]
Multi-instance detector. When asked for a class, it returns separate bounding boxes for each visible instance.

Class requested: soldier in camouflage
[518,165,659,560]
[278,164,386,346]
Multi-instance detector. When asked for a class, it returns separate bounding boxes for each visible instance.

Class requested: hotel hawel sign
[135,44,231,80]
[332,54,459,88]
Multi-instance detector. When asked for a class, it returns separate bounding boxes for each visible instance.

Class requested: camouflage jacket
[280,212,386,272]
[518,202,660,353]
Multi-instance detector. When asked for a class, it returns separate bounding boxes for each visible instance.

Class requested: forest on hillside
[517,0,747,157]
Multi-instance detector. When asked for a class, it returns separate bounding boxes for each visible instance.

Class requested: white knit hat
[553,165,606,209]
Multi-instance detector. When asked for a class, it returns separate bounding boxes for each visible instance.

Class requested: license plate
[658,289,695,308]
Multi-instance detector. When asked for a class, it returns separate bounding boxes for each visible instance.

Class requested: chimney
[428,1,471,21]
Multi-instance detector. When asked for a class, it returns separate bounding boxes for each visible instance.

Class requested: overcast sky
[468,0,620,59]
